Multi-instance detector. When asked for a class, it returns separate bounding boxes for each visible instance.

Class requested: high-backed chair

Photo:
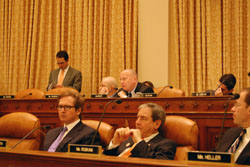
[162,116,198,161]
[0,112,41,150]
[82,120,114,148]
[154,87,185,97]
[15,88,45,99]
[45,87,79,95]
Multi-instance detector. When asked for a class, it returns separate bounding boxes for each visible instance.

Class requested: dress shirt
[60,119,80,142]
[234,127,250,162]
[57,66,69,82]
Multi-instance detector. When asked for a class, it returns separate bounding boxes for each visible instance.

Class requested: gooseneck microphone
[157,85,173,96]
[91,99,122,145]
[21,93,32,98]
[216,94,240,150]
[11,125,51,149]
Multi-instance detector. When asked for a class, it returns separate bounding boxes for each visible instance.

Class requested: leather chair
[154,87,185,97]
[162,116,198,160]
[82,120,114,148]
[15,88,45,99]
[0,112,41,150]
[45,87,79,95]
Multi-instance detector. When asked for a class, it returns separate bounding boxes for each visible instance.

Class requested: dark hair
[138,103,166,131]
[219,74,236,90]
[242,87,250,107]
[56,51,69,61]
[143,81,155,88]
[58,88,84,119]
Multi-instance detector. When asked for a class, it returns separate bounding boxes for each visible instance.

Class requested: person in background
[42,89,101,152]
[47,51,82,92]
[143,81,155,89]
[99,76,118,98]
[115,69,154,98]
[215,74,236,96]
[104,103,176,159]
[215,88,250,165]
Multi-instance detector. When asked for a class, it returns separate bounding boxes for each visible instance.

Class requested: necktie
[128,92,132,97]
[48,127,68,152]
[228,129,246,153]
[58,70,65,85]
[119,143,136,158]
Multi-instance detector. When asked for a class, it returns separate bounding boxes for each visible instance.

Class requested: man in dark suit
[115,69,154,98]
[42,89,101,152]
[47,51,82,92]
[215,74,236,96]
[103,103,176,159]
[216,87,250,165]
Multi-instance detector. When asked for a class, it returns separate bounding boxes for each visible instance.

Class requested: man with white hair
[99,76,118,98]
[115,69,154,98]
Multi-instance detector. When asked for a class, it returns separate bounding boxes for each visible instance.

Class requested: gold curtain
[0,0,138,96]
[173,0,250,95]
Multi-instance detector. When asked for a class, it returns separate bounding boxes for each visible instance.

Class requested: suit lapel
[54,69,60,84]
[236,141,250,164]
[56,122,83,152]
[63,66,72,85]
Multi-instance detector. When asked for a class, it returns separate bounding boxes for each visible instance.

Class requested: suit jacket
[41,122,101,152]
[103,134,176,160]
[216,127,250,165]
[114,82,154,97]
[47,66,82,92]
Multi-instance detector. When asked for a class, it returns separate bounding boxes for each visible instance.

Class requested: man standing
[47,51,82,92]
[216,88,250,165]
[99,76,118,98]
[115,69,154,98]
[42,89,101,152]
[104,103,176,159]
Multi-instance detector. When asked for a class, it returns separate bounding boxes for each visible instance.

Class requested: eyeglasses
[56,105,75,111]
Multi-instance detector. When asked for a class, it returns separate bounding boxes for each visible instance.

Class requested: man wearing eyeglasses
[42,89,101,152]
[47,50,82,92]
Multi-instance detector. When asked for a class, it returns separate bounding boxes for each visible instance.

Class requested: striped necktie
[228,129,246,153]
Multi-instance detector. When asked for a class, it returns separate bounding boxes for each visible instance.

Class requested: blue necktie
[48,127,68,152]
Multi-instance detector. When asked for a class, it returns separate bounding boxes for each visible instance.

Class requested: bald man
[114,69,154,98]
[99,76,118,98]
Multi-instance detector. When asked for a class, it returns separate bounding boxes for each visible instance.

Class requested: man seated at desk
[103,103,176,159]
[99,76,118,98]
[216,88,250,165]
[114,69,154,98]
[215,73,236,96]
[42,89,101,152]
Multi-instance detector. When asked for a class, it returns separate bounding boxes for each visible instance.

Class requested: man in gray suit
[47,51,82,92]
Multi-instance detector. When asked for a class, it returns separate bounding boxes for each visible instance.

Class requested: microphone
[91,99,122,145]
[216,94,240,150]
[21,93,32,98]
[157,85,173,96]
[248,72,250,76]
[11,125,50,149]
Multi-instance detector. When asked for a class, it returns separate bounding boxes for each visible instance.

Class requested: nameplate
[137,93,157,97]
[91,94,107,98]
[45,95,59,98]
[188,151,233,164]
[0,95,15,99]
[68,144,102,155]
[0,140,7,149]
[192,92,210,96]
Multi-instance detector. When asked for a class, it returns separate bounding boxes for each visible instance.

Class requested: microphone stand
[216,94,240,150]
[11,125,50,149]
[157,85,173,96]
[91,99,122,145]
